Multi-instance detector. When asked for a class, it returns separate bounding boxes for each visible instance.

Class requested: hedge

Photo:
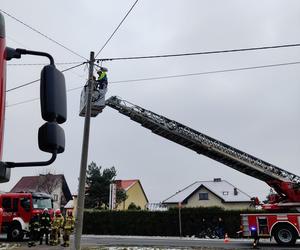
[83,207,257,237]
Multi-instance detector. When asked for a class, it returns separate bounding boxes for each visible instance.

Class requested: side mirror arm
[6,47,55,65]
[2,151,57,168]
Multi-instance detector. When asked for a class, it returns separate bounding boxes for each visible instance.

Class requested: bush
[83,207,256,237]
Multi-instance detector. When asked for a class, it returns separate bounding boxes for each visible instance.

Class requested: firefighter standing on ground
[50,209,64,245]
[28,213,40,247]
[56,209,64,244]
[62,210,75,247]
[39,208,51,245]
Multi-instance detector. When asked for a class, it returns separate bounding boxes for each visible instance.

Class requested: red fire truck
[0,11,66,240]
[0,192,53,240]
[105,96,300,246]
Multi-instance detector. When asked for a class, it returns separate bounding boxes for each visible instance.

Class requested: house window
[199,192,209,200]
[53,194,59,202]
[223,191,229,195]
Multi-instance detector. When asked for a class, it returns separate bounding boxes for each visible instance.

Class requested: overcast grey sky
[1,0,300,202]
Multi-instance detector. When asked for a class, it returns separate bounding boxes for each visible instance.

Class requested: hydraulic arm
[106,96,300,206]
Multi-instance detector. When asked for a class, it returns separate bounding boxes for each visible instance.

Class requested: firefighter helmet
[55,209,61,216]
[97,66,108,73]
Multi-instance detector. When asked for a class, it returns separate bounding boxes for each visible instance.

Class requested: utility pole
[73,51,95,250]
[178,202,182,238]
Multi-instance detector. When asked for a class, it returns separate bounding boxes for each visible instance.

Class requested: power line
[0,9,88,61]
[109,60,300,83]
[95,0,139,58]
[6,62,86,93]
[6,97,39,107]
[9,41,300,66]
[7,61,85,66]
[96,43,300,62]
[6,60,300,108]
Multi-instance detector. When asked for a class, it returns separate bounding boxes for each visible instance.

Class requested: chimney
[213,178,221,182]
[234,187,238,195]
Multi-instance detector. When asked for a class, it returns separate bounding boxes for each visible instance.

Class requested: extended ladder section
[106,96,300,201]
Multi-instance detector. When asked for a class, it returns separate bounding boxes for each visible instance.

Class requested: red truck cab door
[18,197,31,223]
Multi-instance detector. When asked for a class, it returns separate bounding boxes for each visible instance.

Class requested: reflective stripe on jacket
[97,71,106,81]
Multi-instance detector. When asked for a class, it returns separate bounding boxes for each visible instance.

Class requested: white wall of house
[52,182,63,210]
[188,186,250,210]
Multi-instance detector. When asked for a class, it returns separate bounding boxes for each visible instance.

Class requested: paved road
[80,235,300,249]
[1,235,300,249]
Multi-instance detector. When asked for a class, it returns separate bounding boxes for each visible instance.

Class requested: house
[64,194,77,216]
[115,179,148,210]
[162,178,252,210]
[10,174,72,211]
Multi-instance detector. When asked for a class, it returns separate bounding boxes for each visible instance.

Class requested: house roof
[115,179,149,202]
[115,179,139,191]
[10,174,72,202]
[64,199,74,209]
[162,178,251,204]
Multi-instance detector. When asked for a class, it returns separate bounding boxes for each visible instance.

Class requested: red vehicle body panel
[0,14,5,159]
[0,192,53,235]
[0,193,32,227]
[241,213,300,238]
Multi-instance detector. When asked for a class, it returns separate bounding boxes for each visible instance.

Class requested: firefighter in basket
[95,66,108,106]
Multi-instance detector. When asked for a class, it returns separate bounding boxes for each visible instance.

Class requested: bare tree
[36,170,61,194]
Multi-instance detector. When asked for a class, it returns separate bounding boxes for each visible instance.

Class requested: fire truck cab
[0,192,53,240]
[241,213,300,246]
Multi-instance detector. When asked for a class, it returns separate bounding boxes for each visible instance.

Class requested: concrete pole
[178,202,182,238]
[73,51,95,250]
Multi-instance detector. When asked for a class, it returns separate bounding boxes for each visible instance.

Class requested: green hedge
[83,207,256,237]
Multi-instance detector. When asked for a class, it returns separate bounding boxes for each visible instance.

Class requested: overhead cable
[6,62,86,93]
[0,9,88,61]
[95,0,139,57]
[96,43,300,62]
[8,42,300,67]
[6,60,300,108]
[7,61,85,66]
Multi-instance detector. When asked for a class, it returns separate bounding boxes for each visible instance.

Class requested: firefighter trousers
[39,228,49,245]
[62,229,72,247]
[50,228,59,245]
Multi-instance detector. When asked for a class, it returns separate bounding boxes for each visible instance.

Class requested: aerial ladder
[106,96,300,210]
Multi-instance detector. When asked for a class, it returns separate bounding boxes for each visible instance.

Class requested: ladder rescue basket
[79,85,106,117]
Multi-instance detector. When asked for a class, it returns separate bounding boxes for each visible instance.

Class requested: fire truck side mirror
[0,162,11,183]
[40,65,67,124]
[38,122,65,154]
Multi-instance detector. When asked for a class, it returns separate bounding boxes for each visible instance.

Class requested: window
[53,194,58,202]
[20,198,31,212]
[2,198,11,210]
[199,192,209,200]
[32,197,52,209]
[223,191,229,195]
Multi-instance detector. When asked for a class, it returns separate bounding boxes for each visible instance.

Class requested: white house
[162,178,252,210]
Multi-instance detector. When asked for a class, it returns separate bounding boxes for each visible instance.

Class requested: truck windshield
[32,197,52,209]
